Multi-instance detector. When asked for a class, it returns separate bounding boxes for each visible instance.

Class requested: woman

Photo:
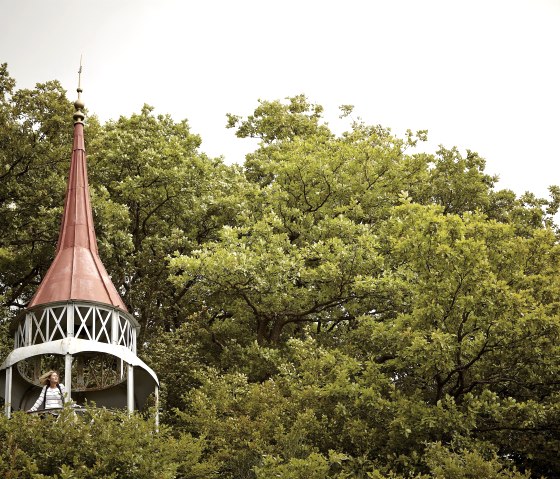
[28,370,67,412]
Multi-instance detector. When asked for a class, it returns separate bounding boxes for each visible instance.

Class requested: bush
[0,407,219,479]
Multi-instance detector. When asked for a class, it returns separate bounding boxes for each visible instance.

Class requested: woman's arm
[28,386,46,412]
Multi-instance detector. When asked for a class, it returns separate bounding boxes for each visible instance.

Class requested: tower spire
[28,61,127,311]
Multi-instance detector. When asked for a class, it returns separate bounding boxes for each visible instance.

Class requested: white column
[66,303,75,338]
[154,386,159,432]
[25,312,32,346]
[4,366,12,418]
[131,326,137,355]
[127,364,134,414]
[64,354,73,404]
[111,310,119,345]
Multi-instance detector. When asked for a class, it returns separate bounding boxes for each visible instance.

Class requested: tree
[2,74,559,477]
[0,64,74,311]
[87,105,245,338]
[167,96,560,476]
[170,97,431,344]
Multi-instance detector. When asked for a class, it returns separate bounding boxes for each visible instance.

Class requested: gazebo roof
[28,84,127,312]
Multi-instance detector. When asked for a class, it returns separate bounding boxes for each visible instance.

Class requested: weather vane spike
[73,55,85,124]
[77,55,83,93]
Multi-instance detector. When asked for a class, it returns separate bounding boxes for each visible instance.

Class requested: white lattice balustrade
[13,301,138,353]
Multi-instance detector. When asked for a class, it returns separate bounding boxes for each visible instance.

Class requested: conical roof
[28,86,127,311]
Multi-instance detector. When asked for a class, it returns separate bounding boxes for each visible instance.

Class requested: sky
[1,0,559,198]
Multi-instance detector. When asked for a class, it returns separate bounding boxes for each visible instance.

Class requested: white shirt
[29,384,66,411]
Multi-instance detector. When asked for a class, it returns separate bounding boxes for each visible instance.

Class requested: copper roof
[28,119,128,311]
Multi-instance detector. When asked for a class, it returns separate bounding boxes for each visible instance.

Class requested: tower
[0,67,159,417]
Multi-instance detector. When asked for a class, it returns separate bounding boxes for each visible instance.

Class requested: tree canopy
[1,65,559,478]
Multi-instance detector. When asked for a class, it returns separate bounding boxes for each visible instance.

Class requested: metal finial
[74,56,85,124]
[77,56,83,92]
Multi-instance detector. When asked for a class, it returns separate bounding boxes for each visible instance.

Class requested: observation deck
[0,66,159,417]
[1,300,157,412]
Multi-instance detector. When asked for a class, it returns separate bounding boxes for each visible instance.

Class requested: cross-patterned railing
[14,302,137,353]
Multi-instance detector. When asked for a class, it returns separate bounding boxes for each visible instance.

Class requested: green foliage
[226,94,328,144]
[0,63,74,311]
[0,408,219,478]
[254,452,345,479]
[142,316,222,416]
[171,98,433,344]
[170,338,544,478]
[423,441,530,479]
[87,105,243,338]
[1,70,560,478]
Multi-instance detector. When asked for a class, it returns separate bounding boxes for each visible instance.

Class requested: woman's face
[49,372,59,385]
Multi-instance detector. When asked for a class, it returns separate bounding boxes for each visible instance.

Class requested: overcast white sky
[1,0,559,198]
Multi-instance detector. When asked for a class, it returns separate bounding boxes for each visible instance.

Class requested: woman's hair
[39,370,58,386]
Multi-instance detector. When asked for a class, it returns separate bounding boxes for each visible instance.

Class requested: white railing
[14,302,137,353]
